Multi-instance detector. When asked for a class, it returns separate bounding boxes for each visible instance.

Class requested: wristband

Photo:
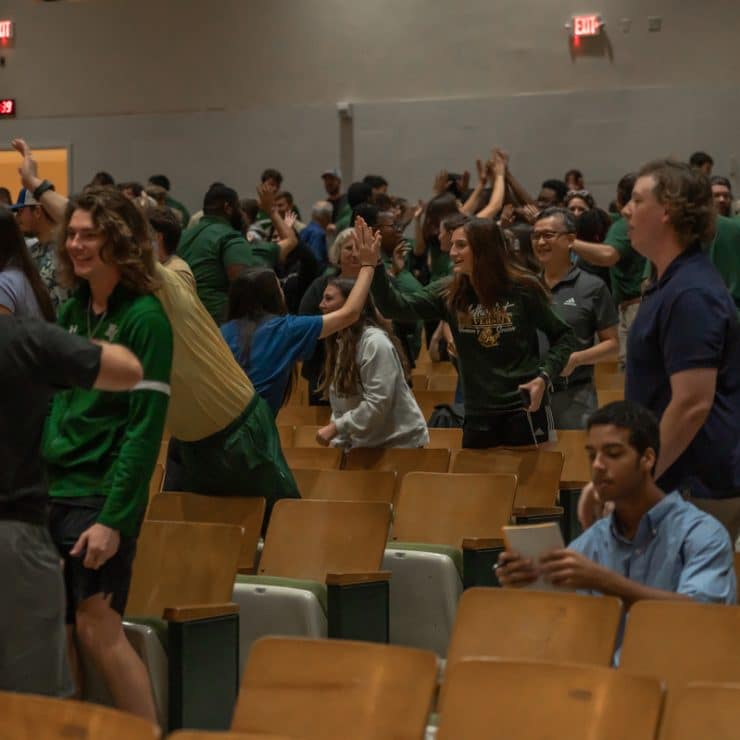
[32,179,55,201]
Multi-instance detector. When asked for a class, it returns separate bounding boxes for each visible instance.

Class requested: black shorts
[49,498,137,624]
[463,405,555,449]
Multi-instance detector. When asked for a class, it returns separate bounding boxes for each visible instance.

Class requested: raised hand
[12,138,40,190]
[390,240,409,276]
[284,210,298,229]
[492,148,509,177]
[476,158,488,186]
[413,199,426,221]
[353,216,381,266]
[460,170,471,193]
[256,182,275,213]
[433,169,451,196]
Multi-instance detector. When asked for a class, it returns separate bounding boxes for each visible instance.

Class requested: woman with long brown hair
[316,277,428,449]
[0,207,54,319]
[371,215,577,447]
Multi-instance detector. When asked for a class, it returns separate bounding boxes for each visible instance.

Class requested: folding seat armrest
[163,603,239,622]
[512,506,564,524]
[462,538,505,589]
[326,572,391,643]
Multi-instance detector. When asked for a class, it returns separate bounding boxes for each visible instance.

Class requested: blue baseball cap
[10,188,39,211]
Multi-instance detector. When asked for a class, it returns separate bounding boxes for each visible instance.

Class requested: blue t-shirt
[221,314,323,415]
[300,222,328,269]
[626,245,740,497]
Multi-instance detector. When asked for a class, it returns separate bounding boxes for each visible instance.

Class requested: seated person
[497,401,736,611]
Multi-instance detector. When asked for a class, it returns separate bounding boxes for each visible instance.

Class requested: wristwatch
[32,179,55,201]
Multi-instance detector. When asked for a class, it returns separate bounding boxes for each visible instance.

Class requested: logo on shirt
[457,302,515,348]
[104,323,119,342]
[68,325,79,335]
[563,297,577,307]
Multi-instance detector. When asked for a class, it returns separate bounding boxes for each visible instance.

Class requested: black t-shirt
[0,316,101,513]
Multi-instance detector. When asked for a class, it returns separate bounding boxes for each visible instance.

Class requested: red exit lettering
[573,14,601,37]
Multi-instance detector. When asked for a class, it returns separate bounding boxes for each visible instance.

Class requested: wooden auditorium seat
[292,468,397,505]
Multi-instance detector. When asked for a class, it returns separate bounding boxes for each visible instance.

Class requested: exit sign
[572,14,603,37]
[0,20,13,40]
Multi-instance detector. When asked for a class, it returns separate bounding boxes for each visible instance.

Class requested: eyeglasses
[532,230,568,242]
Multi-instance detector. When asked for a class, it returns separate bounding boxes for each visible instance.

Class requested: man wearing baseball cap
[321,167,350,224]
[11,158,69,313]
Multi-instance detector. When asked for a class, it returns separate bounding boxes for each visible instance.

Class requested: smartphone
[519,387,531,408]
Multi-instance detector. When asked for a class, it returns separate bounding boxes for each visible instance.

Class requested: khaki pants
[618,301,640,369]
[689,496,740,550]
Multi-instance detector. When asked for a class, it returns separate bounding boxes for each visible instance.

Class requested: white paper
[502,522,570,592]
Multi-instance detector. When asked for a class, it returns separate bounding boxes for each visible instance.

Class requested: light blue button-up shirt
[569,491,737,605]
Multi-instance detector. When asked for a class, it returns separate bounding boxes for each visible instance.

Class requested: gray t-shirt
[0,267,43,318]
[549,266,618,386]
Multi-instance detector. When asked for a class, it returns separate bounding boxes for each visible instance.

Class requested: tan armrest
[462,537,505,551]
[163,602,239,622]
[325,571,391,586]
[237,565,258,575]
[512,506,564,519]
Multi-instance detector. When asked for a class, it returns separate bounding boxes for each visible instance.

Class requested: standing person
[1,316,143,698]
[710,176,733,218]
[43,188,173,721]
[571,173,646,369]
[178,182,252,324]
[371,216,577,447]
[316,278,429,449]
[11,170,70,312]
[147,174,190,226]
[147,205,195,289]
[300,200,333,270]
[532,208,618,429]
[220,221,381,416]
[0,207,54,319]
[579,160,740,541]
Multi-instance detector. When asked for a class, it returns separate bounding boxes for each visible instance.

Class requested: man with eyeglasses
[532,208,618,429]
[570,173,646,369]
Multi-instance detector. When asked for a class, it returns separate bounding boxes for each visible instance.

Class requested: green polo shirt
[178,216,254,324]
[381,253,424,361]
[166,195,190,227]
[371,268,577,415]
[43,283,173,537]
[707,216,740,313]
[605,216,646,305]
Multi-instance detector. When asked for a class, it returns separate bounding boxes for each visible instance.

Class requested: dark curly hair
[638,159,715,246]
[57,186,160,294]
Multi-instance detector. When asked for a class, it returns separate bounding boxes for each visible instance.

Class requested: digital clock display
[0,99,16,117]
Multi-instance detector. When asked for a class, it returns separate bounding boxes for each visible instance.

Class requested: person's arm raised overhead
[571,239,620,267]
[476,149,508,219]
[12,138,69,223]
[460,159,488,216]
[412,200,427,257]
[318,217,381,339]
[258,183,298,262]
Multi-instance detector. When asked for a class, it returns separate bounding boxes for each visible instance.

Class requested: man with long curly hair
[43,187,173,721]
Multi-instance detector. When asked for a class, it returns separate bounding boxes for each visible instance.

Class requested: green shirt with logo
[371,268,577,414]
[43,283,173,537]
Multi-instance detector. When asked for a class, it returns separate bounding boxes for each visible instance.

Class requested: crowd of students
[1,135,740,723]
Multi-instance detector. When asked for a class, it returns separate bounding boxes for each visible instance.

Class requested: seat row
[7,595,740,739]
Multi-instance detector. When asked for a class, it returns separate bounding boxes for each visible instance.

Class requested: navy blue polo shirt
[626,245,740,497]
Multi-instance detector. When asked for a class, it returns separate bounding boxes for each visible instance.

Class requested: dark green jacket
[43,284,173,537]
[371,267,577,415]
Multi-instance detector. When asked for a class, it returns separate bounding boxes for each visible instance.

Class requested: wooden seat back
[125,520,242,617]
[277,424,294,449]
[447,588,622,669]
[427,374,458,392]
[293,468,397,505]
[426,427,463,449]
[232,637,437,740]
[546,429,591,488]
[391,473,517,547]
[597,389,624,406]
[437,658,663,740]
[276,405,331,427]
[412,390,456,419]
[0,690,160,740]
[344,446,450,476]
[283,446,343,470]
[658,682,740,740]
[451,449,563,508]
[147,493,265,571]
[258,499,391,581]
[621,601,740,714]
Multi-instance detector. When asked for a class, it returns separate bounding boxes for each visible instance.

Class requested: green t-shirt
[429,238,452,281]
[380,255,424,361]
[707,215,740,313]
[178,216,254,324]
[43,284,173,537]
[371,269,577,415]
[605,216,646,305]
[246,239,281,270]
